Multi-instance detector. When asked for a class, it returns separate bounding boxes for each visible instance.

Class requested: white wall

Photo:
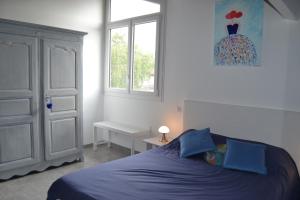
[104,0,300,152]
[0,0,104,145]
[282,20,300,169]
[284,20,300,112]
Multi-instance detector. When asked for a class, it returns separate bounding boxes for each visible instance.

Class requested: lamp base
[160,133,168,143]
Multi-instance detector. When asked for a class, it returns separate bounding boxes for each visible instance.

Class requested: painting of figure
[214,0,263,66]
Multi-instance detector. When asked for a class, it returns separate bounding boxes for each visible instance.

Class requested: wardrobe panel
[51,96,76,112]
[50,47,76,89]
[0,124,32,163]
[0,38,30,90]
[50,118,76,154]
[0,98,31,117]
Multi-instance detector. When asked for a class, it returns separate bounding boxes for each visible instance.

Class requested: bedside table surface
[143,136,174,146]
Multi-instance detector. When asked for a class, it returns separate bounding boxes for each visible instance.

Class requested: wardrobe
[0,19,86,179]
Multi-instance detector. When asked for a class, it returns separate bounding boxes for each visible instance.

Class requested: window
[106,0,164,97]
[133,21,157,92]
[110,0,160,22]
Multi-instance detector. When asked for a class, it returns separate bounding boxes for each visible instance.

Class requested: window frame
[104,0,166,99]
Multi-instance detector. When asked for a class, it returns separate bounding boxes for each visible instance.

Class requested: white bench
[93,121,149,155]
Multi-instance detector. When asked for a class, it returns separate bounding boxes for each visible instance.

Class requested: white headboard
[183,100,300,172]
[183,100,285,146]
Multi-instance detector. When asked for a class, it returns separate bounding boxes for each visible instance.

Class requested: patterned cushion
[205,144,227,166]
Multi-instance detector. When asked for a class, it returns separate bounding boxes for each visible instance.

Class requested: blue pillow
[223,139,267,175]
[179,128,216,158]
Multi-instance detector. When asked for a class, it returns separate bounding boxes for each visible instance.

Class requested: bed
[47,131,300,200]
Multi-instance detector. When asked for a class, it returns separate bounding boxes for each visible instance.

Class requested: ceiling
[268,0,300,20]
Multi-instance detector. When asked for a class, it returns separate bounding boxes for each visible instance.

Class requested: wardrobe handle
[45,97,53,110]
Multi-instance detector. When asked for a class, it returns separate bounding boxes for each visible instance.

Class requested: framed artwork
[214,0,264,66]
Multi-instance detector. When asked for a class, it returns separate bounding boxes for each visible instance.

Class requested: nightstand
[143,136,174,150]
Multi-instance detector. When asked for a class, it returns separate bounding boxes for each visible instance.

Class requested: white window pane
[110,27,128,89]
[132,21,157,92]
[111,0,160,22]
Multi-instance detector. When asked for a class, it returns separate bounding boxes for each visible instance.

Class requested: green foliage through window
[133,45,155,91]
[110,32,155,91]
[110,31,128,89]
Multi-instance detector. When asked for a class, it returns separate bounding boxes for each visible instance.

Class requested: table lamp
[158,126,170,143]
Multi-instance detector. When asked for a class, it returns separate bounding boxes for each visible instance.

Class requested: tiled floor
[0,144,130,200]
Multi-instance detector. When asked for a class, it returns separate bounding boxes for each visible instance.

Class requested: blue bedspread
[48,133,300,200]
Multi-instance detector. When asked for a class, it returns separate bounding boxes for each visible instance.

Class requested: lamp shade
[158,126,170,134]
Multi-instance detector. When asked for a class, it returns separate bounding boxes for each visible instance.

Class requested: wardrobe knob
[45,97,52,110]
[47,103,53,109]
